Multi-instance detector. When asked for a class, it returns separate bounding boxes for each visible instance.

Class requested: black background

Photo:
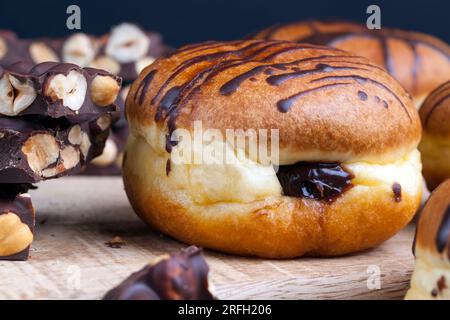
[0,0,448,47]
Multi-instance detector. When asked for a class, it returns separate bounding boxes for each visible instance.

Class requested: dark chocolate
[79,123,127,176]
[1,62,120,118]
[0,26,169,83]
[276,162,353,202]
[0,114,112,183]
[103,246,214,300]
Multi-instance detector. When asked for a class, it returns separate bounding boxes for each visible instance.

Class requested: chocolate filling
[276,162,353,202]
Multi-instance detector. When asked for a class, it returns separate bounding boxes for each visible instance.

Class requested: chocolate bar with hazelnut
[0,62,121,118]
[0,30,63,67]
[81,84,130,175]
[0,114,113,183]
[103,246,215,300]
[0,191,35,261]
[1,24,170,83]
[80,124,128,175]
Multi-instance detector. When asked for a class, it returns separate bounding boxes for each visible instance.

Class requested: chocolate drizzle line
[423,82,450,127]
[277,82,351,113]
[135,69,157,105]
[436,205,450,254]
[392,182,402,202]
[147,43,374,153]
[276,162,353,202]
[291,27,449,96]
[310,75,411,120]
[139,41,411,156]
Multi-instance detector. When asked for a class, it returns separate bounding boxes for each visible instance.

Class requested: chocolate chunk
[0,115,112,183]
[0,193,35,261]
[80,124,127,175]
[276,162,353,202]
[103,246,214,300]
[0,62,121,118]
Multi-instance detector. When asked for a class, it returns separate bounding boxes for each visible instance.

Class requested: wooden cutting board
[0,177,416,300]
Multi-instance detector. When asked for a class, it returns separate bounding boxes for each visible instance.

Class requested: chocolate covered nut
[29,41,60,64]
[0,67,37,116]
[90,74,121,107]
[0,24,169,83]
[103,246,214,300]
[105,23,150,64]
[89,56,121,76]
[99,23,168,81]
[0,193,35,261]
[0,62,121,117]
[0,115,112,183]
[81,122,128,175]
[62,33,98,67]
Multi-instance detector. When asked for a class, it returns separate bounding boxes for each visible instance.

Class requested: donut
[405,179,450,299]
[250,20,450,107]
[123,40,422,258]
[419,81,450,191]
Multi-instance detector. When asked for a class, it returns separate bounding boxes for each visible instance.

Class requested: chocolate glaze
[423,81,450,127]
[103,246,214,300]
[311,75,409,116]
[136,41,411,155]
[166,159,171,176]
[276,162,353,202]
[392,182,402,202]
[260,22,450,97]
[436,205,450,255]
[277,82,351,113]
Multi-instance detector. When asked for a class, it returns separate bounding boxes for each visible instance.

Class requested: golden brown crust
[127,40,420,163]
[419,81,450,190]
[415,179,450,256]
[123,137,421,258]
[419,81,450,137]
[251,21,450,103]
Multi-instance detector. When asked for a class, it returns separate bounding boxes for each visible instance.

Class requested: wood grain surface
[0,177,415,300]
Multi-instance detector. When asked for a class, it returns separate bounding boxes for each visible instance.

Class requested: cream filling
[127,131,422,206]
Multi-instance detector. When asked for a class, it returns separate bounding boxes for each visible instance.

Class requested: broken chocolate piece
[0,62,121,118]
[0,25,170,83]
[0,115,112,183]
[0,193,35,261]
[80,123,127,175]
[103,246,214,300]
[276,162,353,202]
